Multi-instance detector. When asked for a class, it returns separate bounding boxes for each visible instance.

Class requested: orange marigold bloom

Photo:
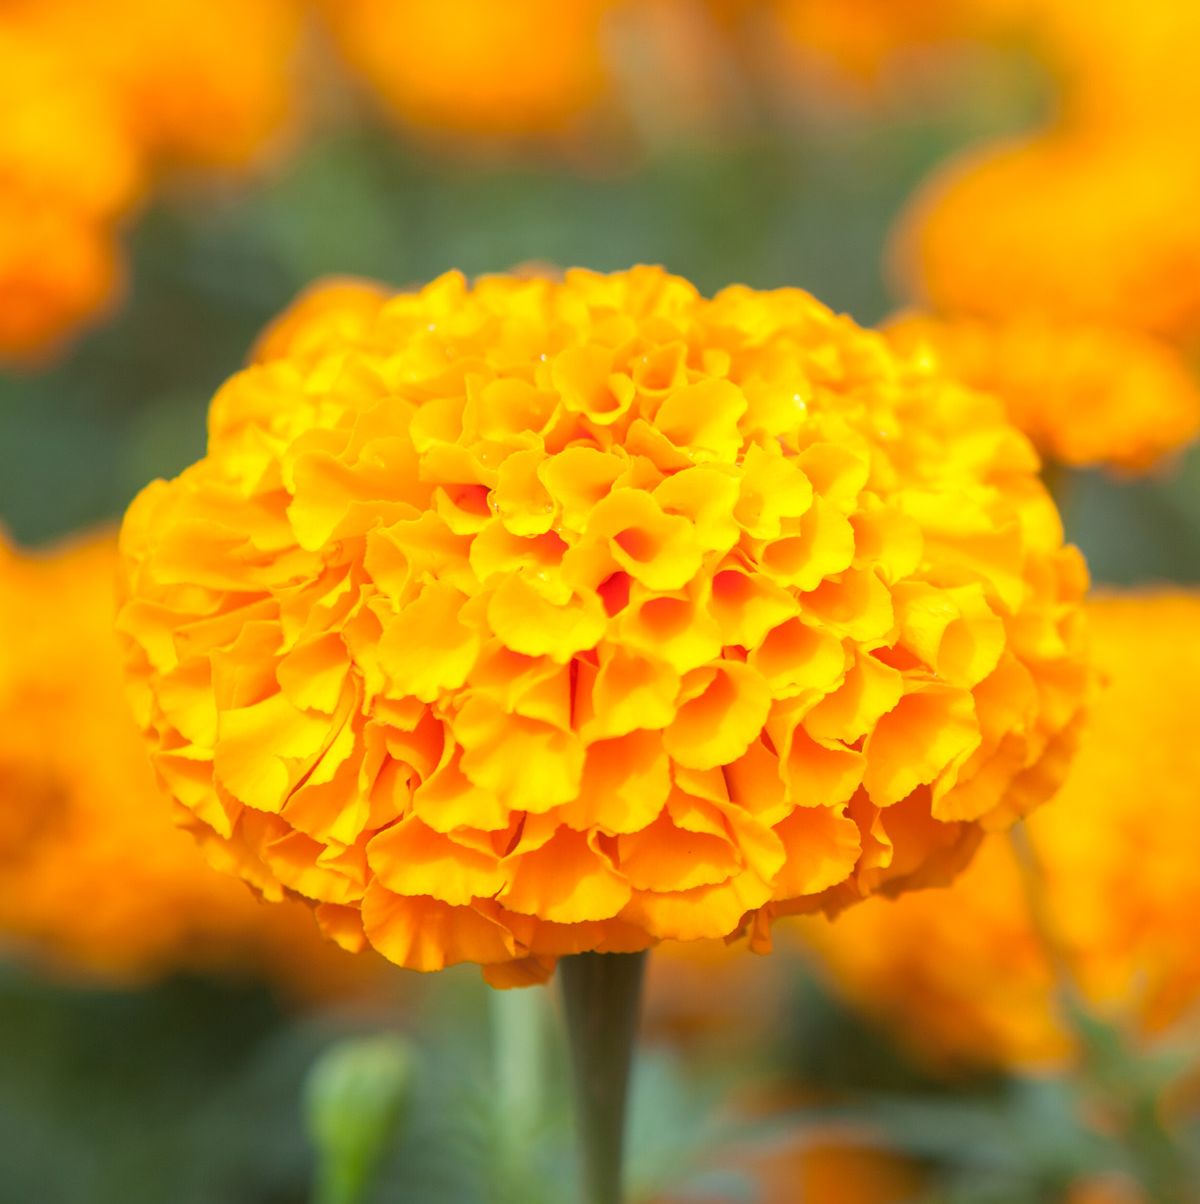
[0,529,375,994]
[646,936,786,1049]
[799,592,1200,1071]
[321,0,613,139]
[884,313,1200,472]
[742,1132,926,1204]
[6,0,302,171]
[1043,0,1200,135]
[770,0,1025,86]
[660,1128,926,1204]
[116,266,1089,987]
[894,133,1200,342]
[0,26,140,360]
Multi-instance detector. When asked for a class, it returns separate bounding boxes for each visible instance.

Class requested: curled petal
[367,817,506,906]
[486,573,606,661]
[500,828,631,923]
[376,583,481,702]
[864,685,982,807]
[455,697,584,812]
[362,885,516,972]
[663,662,772,770]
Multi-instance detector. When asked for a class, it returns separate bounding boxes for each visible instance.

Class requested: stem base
[558,951,647,1204]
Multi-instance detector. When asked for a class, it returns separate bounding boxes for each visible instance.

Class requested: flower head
[321,0,612,140]
[117,266,1090,986]
[1045,0,1200,135]
[884,313,1200,473]
[799,592,1200,1070]
[0,27,140,360]
[894,134,1200,341]
[0,0,300,359]
[737,1130,927,1204]
[0,529,373,994]
[771,0,1024,88]
[6,0,302,171]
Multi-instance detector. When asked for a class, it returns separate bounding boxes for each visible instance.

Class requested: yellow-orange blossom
[117,267,1089,986]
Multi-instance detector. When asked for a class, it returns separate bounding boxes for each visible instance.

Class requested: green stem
[1010,825,1188,1201]
[491,984,548,1200]
[313,1160,365,1204]
[558,951,648,1204]
[1009,822,1078,1002]
[1124,1090,1189,1204]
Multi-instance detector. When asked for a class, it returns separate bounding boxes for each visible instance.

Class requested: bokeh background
[2,2,1199,1201]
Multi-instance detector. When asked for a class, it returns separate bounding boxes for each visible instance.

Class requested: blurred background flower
[0,26,140,361]
[2,1,1200,1201]
[884,314,1200,474]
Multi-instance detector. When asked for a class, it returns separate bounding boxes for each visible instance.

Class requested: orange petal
[367,816,506,906]
[771,805,862,899]
[663,661,771,770]
[500,828,631,923]
[455,697,584,812]
[486,573,606,661]
[362,885,517,972]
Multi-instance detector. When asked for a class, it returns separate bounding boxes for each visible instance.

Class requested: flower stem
[1011,824,1189,1200]
[491,983,548,1200]
[558,951,648,1204]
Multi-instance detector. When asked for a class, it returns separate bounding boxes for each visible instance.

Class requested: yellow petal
[663,661,771,770]
[486,573,606,661]
[771,805,862,899]
[864,685,982,807]
[455,696,584,812]
[376,583,480,703]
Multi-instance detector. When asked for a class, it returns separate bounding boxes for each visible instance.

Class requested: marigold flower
[770,0,1024,86]
[0,26,140,360]
[117,266,1090,987]
[658,1127,925,1204]
[884,313,1200,473]
[0,529,375,994]
[799,592,1200,1070]
[742,1131,926,1204]
[6,0,302,171]
[321,0,613,140]
[646,936,786,1048]
[1044,0,1200,135]
[894,133,1200,341]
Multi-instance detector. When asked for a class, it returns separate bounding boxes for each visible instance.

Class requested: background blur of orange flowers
[2,1,1200,1202]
